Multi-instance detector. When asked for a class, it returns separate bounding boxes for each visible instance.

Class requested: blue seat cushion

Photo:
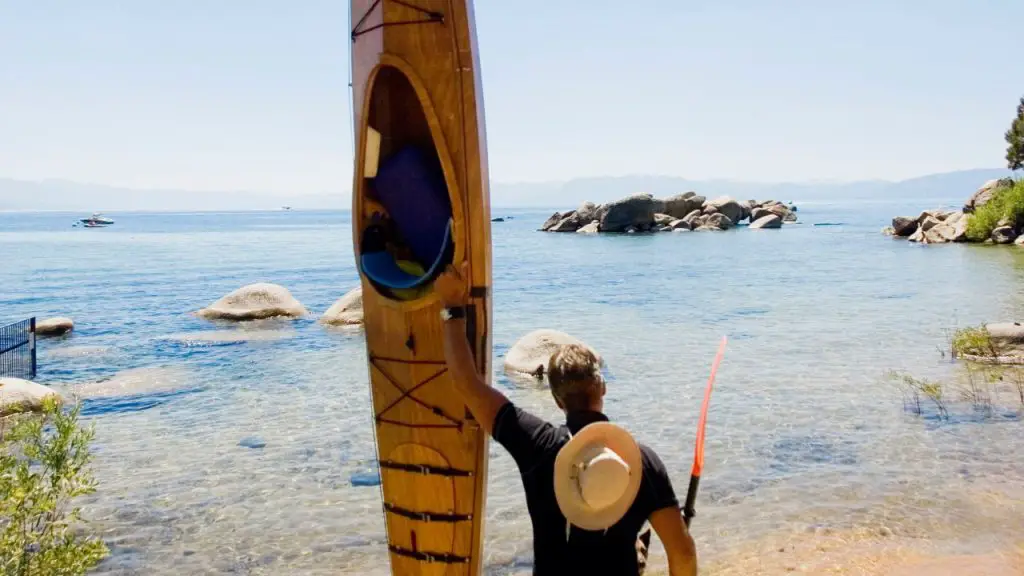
[372,145,452,266]
[360,219,452,290]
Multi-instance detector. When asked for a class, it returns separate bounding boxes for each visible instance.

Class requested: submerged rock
[74,366,191,399]
[504,329,603,378]
[0,378,61,416]
[198,283,308,321]
[320,288,363,326]
[36,317,74,336]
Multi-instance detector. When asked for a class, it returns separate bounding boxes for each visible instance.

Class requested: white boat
[78,213,114,225]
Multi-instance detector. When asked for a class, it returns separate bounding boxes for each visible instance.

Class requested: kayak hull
[349,1,493,574]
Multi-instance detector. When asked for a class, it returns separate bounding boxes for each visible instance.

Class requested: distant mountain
[0,168,1013,212]
[490,168,1014,208]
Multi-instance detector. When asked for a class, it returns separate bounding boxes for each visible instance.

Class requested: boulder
[992,226,1017,244]
[0,378,61,417]
[504,329,603,378]
[576,202,600,223]
[667,219,692,231]
[920,216,943,232]
[964,178,1014,213]
[576,221,600,234]
[782,211,798,223]
[750,214,782,229]
[706,213,734,230]
[599,193,656,232]
[320,288,363,326]
[701,205,719,216]
[908,227,926,243]
[549,212,582,232]
[1015,235,1024,246]
[882,226,896,236]
[706,196,744,223]
[540,212,563,231]
[983,322,1024,356]
[35,317,74,336]
[198,283,308,321]
[891,216,918,237]
[653,213,674,226]
[738,200,755,222]
[661,193,704,219]
[928,223,957,243]
[74,366,189,399]
[681,209,703,228]
[947,213,969,242]
[917,210,952,223]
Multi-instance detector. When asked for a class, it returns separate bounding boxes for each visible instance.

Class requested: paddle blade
[691,336,727,478]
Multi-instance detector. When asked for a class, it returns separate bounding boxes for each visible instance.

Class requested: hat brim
[553,421,643,531]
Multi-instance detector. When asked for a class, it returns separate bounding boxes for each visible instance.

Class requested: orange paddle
[682,336,727,527]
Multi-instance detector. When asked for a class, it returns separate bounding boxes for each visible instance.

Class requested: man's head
[547,344,605,412]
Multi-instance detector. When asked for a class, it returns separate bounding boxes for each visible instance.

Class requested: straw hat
[553,421,643,532]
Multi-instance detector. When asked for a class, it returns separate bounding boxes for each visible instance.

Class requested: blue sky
[0,0,1020,193]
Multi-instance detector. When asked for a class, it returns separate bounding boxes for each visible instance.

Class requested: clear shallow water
[2,202,1023,574]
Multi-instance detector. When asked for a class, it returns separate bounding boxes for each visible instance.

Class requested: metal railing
[0,318,36,380]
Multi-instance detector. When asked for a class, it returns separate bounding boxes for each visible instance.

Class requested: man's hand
[435,262,470,308]
[435,260,509,435]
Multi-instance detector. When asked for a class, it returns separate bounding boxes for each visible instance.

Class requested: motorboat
[77,213,114,225]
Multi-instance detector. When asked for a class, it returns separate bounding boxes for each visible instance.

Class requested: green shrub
[966,179,1024,241]
[951,324,999,358]
[0,397,108,575]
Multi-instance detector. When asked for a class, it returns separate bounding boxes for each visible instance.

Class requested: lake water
[2,201,1023,575]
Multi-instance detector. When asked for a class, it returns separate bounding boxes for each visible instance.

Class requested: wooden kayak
[348,0,493,574]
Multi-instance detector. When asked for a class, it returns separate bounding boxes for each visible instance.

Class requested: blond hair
[547,344,602,410]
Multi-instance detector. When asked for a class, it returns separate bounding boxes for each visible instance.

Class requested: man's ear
[600,379,607,397]
[551,391,565,410]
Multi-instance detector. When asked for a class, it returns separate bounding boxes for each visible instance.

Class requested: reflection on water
[2,207,1024,574]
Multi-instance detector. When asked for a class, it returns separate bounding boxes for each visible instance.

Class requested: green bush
[0,397,108,575]
[966,179,1024,241]
[951,324,999,358]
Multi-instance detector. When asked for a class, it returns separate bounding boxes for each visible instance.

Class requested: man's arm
[440,314,510,435]
[649,507,697,576]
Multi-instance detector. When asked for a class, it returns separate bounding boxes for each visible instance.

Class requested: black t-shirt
[492,403,679,576]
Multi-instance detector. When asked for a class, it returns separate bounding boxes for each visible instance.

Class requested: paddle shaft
[682,474,700,527]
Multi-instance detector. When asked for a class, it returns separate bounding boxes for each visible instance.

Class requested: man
[435,263,698,576]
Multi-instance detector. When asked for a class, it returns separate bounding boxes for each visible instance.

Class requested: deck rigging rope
[352,0,445,40]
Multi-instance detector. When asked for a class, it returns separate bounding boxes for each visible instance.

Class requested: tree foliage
[0,397,108,575]
[1006,96,1024,172]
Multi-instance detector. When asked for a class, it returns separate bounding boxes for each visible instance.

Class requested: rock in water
[681,209,703,228]
[653,213,674,226]
[706,213,734,230]
[750,214,782,229]
[238,436,267,449]
[0,378,61,416]
[598,193,657,232]
[576,221,600,234]
[576,202,600,223]
[964,178,1014,213]
[504,329,603,378]
[667,219,692,231]
[891,217,918,237]
[540,212,563,231]
[992,226,1017,244]
[919,216,943,232]
[705,196,744,224]
[983,322,1024,356]
[198,283,308,321]
[320,288,363,326]
[661,193,704,219]
[35,317,74,336]
[549,212,582,232]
